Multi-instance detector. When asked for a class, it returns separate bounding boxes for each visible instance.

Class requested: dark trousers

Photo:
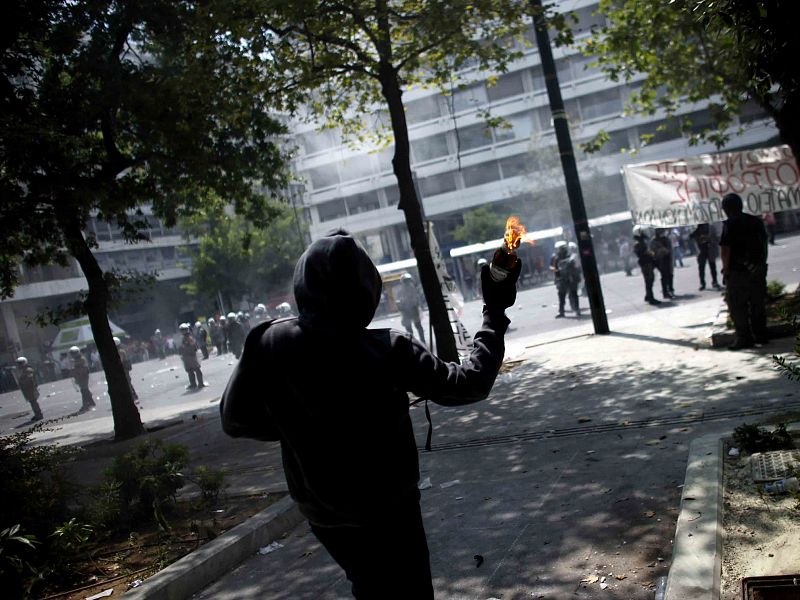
[79,386,95,409]
[697,250,718,286]
[726,268,768,343]
[641,263,655,301]
[557,280,579,314]
[25,392,43,419]
[310,503,434,600]
[187,367,204,388]
[656,260,673,297]
[401,311,426,343]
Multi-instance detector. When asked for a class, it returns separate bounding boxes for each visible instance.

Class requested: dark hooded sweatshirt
[221,231,509,527]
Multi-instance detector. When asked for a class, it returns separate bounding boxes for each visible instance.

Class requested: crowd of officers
[13,303,293,421]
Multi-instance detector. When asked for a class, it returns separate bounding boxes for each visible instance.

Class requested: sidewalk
[36,295,799,599]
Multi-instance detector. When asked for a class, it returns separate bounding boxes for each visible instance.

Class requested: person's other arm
[400,261,521,406]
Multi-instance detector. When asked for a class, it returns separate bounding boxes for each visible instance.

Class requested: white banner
[622,145,800,227]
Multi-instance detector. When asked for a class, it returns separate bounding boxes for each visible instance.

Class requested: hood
[293,229,382,330]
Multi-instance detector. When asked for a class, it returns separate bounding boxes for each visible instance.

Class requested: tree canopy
[583,0,799,160]
[1,0,291,438]
[182,204,306,310]
[227,0,530,360]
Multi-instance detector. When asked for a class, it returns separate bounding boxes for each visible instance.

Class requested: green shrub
[732,423,795,454]
[104,439,189,528]
[0,428,81,597]
[191,466,226,503]
[767,279,787,299]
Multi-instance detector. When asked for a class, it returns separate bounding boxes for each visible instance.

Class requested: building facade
[290,0,778,270]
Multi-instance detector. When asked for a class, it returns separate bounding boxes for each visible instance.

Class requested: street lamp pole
[530,0,609,334]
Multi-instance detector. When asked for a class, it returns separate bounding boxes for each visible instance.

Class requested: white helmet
[476,258,488,267]
[69,346,81,355]
[276,302,291,314]
[179,322,190,333]
[227,312,236,320]
[567,241,578,253]
[554,240,567,249]
[113,337,121,346]
[16,357,28,366]
[236,311,245,321]
[632,225,648,238]
[401,272,413,281]
[207,318,215,326]
[195,321,202,328]
[154,328,161,335]
[254,303,266,314]
[219,315,227,322]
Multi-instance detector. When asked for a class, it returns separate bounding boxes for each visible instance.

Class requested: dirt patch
[38,491,285,600]
[720,442,800,600]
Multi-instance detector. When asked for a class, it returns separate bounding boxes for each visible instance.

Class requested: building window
[339,154,375,182]
[578,88,622,121]
[738,100,770,125]
[462,161,501,187]
[636,117,682,146]
[499,153,530,178]
[496,111,538,142]
[457,123,494,152]
[406,95,443,124]
[528,65,546,93]
[571,6,606,36]
[487,71,525,102]
[411,133,450,163]
[383,185,401,206]
[569,53,601,82]
[420,171,458,197]
[451,83,489,114]
[318,199,347,222]
[307,164,340,189]
[300,129,339,154]
[346,191,381,215]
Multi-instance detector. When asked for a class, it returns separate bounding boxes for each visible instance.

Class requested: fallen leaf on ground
[615,575,627,580]
[581,575,600,584]
[644,511,656,518]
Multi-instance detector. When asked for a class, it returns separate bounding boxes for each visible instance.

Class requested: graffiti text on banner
[623,145,800,227]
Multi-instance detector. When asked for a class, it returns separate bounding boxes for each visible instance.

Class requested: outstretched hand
[481,259,522,311]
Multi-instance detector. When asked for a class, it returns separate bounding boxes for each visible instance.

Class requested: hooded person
[220,229,521,599]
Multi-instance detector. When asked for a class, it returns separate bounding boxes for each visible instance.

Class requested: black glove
[481,259,522,311]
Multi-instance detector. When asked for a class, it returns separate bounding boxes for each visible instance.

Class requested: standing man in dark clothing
[651,229,675,299]
[226,312,245,359]
[179,323,206,389]
[690,223,722,291]
[720,193,769,350]
[633,226,661,306]
[16,357,43,422]
[395,272,426,343]
[550,241,581,318]
[69,346,96,412]
[220,229,521,599]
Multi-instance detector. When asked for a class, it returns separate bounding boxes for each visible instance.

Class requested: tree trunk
[378,63,459,362]
[62,214,145,440]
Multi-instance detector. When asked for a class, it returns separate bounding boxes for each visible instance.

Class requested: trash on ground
[644,511,655,518]
[418,477,432,490]
[258,541,284,555]
[128,579,142,588]
[581,575,599,584]
[440,479,460,489]
[578,416,592,423]
[600,582,608,589]
[764,476,799,494]
[85,589,114,600]
[728,447,740,457]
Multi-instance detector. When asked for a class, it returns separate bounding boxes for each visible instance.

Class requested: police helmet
[16,356,28,367]
[179,323,190,333]
[69,346,81,355]
[226,312,237,320]
[113,336,121,346]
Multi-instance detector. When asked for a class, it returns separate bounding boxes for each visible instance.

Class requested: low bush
[732,423,795,454]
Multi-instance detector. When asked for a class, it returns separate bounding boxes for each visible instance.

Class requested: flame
[503,215,529,251]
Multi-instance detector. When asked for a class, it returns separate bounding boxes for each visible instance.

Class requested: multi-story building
[290,0,779,276]
[0,0,788,369]
[0,208,198,369]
